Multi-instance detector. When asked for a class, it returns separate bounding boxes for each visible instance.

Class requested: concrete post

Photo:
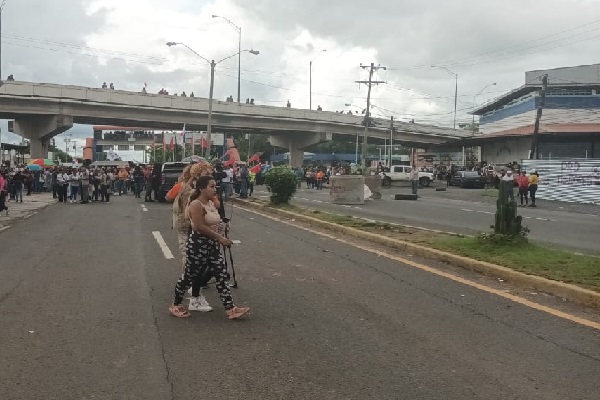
[288,148,304,168]
[13,115,73,158]
[269,131,330,168]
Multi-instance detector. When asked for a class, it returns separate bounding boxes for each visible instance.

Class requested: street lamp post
[0,1,5,166]
[166,42,259,159]
[431,65,458,129]
[309,49,326,110]
[212,15,242,103]
[0,0,6,83]
[472,82,496,133]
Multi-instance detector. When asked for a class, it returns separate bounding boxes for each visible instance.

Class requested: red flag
[248,153,260,164]
[250,164,261,174]
[169,137,174,151]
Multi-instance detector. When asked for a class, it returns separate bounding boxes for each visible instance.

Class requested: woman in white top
[69,170,80,203]
[169,175,250,319]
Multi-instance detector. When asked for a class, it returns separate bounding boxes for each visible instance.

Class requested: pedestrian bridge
[0,81,471,165]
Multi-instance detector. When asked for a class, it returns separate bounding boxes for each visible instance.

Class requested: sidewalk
[0,192,56,231]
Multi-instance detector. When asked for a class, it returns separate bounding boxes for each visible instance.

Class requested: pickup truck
[380,165,434,187]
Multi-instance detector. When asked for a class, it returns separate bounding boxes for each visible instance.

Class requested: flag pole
[192,131,195,157]
[162,131,166,163]
[181,124,186,160]
[172,131,176,162]
[152,132,156,163]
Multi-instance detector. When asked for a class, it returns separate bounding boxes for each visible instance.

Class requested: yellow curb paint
[240,205,600,331]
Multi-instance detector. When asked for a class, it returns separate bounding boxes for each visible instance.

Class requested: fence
[521,159,600,205]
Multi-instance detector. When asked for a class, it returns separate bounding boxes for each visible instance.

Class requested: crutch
[221,219,238,288]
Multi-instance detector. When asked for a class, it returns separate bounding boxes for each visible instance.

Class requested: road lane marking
[152,231,174,259]
[242,207,600,331]
[140,204,148,212]
[461,208,474,212]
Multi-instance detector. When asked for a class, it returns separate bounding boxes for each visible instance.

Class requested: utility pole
[389,116,394,167]
[356,62,386,171]
[64,138,71,161]
[0,0,6,84]
[205,60,215,159]
[530,74,548,159]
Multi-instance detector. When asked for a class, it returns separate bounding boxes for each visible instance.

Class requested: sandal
[169,305,191,318]
[226,306,251,320]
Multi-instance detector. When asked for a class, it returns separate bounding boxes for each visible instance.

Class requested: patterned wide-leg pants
[173,231,233,309]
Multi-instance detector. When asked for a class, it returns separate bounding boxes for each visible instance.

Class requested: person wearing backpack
[239,165,249,198]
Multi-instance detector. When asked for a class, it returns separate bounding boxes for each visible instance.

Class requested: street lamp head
[211,14,219,18]
[249,49,260,55]
[166,42,177,47]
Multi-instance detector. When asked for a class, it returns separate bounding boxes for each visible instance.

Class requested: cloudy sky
[2,0,600,158]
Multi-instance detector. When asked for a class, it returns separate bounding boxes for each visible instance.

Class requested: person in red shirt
[517,170,529,206]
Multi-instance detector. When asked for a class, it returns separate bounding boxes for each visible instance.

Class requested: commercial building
[470,63,600,165]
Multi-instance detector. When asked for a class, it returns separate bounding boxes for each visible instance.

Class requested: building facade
[472,63,600,165]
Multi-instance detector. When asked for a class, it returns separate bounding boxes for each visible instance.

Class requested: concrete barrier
[329,176,365,205]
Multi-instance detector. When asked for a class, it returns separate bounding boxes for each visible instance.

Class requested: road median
[233,197,600,309]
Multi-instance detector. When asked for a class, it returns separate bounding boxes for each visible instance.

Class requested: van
[158,162,192,201]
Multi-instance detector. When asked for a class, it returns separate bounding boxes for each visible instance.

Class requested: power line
[387,18,600,71]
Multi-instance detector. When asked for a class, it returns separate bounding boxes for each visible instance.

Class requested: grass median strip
[428,236,600,291]
[250,200,600,293]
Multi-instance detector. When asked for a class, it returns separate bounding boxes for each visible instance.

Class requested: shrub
[264,166,297,204]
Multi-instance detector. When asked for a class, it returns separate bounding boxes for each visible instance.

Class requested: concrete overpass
[0,81,470,166]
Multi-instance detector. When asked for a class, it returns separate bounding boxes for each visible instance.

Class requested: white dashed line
[152,231,174,259]
[461,209,474,212]
[140,204,148,212]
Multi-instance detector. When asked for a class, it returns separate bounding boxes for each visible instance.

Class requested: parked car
[158,161,192,201]
[450,171,487,188]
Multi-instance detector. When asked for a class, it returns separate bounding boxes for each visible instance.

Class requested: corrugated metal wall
[521,159,600,204]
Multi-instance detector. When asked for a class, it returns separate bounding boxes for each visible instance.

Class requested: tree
[49,145,73,163]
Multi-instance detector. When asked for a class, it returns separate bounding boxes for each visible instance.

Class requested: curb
[0,200,57,231]
[233,198,600,309]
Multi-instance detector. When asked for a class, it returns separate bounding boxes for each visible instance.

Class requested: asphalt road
[257,185,600,255]
[1,195,599,399]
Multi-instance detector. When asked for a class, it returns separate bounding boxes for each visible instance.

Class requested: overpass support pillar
[269,132,331,168]
[14,116,74,158]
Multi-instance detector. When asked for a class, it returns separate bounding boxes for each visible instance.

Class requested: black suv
[158,162,192,201]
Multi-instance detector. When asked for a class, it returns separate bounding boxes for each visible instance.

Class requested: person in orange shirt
[117,167,128,195]
[517,170,529,206]
[315,170,324,190]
